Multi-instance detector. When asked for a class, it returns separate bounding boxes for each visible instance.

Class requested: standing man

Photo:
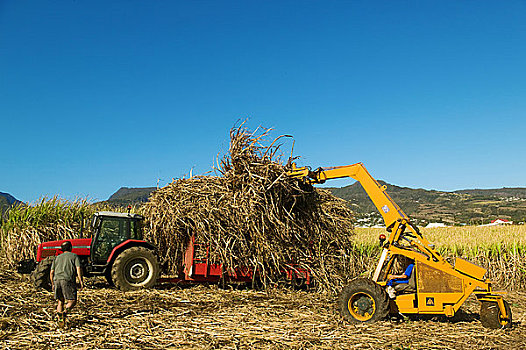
[50,241,84,327]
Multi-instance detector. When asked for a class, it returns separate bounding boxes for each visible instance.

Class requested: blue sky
[1,1,525,202]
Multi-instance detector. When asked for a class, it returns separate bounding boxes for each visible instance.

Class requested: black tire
[111,247,159,291]
[338,278,390,324]
[480,300,512,329]
[30,257,55,292]
[291,274,306,290]
[104,268,115,287]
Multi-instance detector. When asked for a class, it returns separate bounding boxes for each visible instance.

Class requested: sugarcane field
[1,125,525,349]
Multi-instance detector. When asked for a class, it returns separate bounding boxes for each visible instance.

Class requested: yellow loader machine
[288,163,512,329]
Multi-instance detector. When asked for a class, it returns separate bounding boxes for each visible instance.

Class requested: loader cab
[90,212,144,264]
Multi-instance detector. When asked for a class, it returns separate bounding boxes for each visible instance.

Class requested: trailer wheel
[30,257,55,292]
[111,247,159,291]
[338,278,389,323]
[291,274,306,290]
[480,300,512,329]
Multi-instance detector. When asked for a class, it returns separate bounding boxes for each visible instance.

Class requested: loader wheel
[30,257,55,292]
[480,300,512,329]
[111,247,159,291]
[338,278,389,323]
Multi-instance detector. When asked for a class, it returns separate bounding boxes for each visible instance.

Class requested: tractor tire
[104,268,115,287]
[111,247,159,291]
[30,257,55,292]
[338,277,390,324]
[480,300,512,329]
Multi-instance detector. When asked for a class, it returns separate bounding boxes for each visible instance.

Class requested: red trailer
[21,211,311,291]
[159,235,311,287]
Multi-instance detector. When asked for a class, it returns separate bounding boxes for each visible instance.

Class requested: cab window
[93,217,129,262]
[130,220,142,240]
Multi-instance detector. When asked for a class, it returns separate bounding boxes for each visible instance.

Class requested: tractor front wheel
[480,300,512,329]
[104,268,115,287]
[338,278,389,324]
[111,247,159,291]
[30,257,55,291]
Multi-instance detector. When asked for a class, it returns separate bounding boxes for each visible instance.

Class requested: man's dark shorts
[54,280,77,301]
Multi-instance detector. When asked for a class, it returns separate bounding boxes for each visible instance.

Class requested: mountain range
[105,184,526,226]
[0,192,22,216]
[106,187,157,206]
[327,182,526,226]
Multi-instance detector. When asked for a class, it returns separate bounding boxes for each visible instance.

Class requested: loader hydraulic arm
[288,163,407,229]
[288,162,445,265]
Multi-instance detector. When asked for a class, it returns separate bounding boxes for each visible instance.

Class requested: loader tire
[111,247,159,291]
[480,300,512,329]
[31,257,55,292]
[338,278,389,324]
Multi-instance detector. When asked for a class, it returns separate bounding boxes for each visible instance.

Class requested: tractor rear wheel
[480,300,512,329]
[31,257,55,291]
[111,247,159,291]
[338,278,389,324]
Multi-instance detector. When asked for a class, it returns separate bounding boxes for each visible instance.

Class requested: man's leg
[64,299,77,313]
[61,280,78,326]
[394,283,413,293]
[55,280,66,326]
[56,298,64,313]
[56,298,66,327]
[386,285,396,298]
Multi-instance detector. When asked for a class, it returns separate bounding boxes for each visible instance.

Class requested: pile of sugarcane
[144,125,356,293]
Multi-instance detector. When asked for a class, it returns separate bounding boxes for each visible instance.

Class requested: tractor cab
[90,211,144,265]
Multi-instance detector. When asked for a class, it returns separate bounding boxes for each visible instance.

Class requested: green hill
[455,188,526,199]
[328,182,526,226]
[0,192,21,217]
[105,187,157,206]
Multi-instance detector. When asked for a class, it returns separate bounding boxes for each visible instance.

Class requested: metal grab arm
[289,162,408,228]
[288,162,445,264]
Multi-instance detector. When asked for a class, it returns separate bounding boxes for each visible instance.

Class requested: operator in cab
[50,241,84,327]
[386,256,415,298]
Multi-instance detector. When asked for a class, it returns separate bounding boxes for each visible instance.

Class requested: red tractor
[25,211,310,291]
[30,211,159,291]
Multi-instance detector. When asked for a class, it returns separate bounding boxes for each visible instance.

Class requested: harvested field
[1,267,525,350]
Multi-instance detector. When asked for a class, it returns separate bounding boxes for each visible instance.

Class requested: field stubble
[0,263,525,350]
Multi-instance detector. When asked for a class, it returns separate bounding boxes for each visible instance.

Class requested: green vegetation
[0,197,118,265]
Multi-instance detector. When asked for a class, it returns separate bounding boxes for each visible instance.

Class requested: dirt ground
[0,270,524,350]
